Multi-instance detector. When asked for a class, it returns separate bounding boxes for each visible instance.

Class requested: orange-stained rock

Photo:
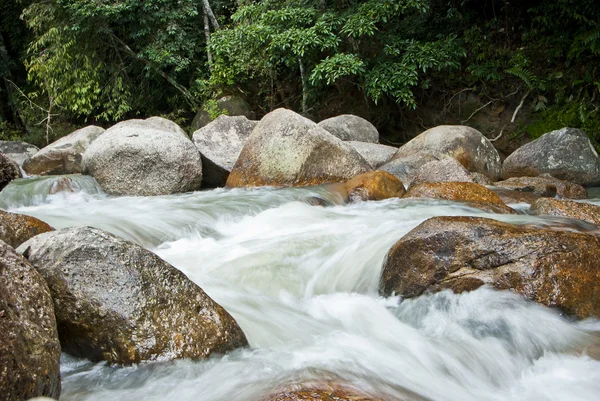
[493,176,587,199]
[531,198,600,226]
[0,210,53,248]
[341,171,406,202]
[262,389,383,401]
[380,216,600,319]
[404,182,516,214]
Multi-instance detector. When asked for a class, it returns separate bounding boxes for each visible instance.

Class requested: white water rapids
[2,175,600,401]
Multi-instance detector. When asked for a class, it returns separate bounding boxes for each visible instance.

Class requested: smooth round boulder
[17,226,247,364]
[318,114,379,143]
[379,153,439,185]
[0,152,21,190]
[392,125,502,180]
[23,126,105,176]
[0,140,38,167]
[531,198,600,226]
[492,175,587,199]
[193,115,258,187]
[0,210,53,248]
[346,141,396,168]
[191,95,253,131]
[338,170,405,202]
[0,240,61,400]
[226,109,371,188]
[503,128,600,185]
[380,216,600,319]
[409,158,474,188]
[82,117,202,196]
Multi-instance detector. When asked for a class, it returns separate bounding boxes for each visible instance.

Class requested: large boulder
[82,117,202,196]
[226,109,371,188]
[404,182,516,214]
[409,157,474,188]
[0,141,38,167]
[318,114,379,143]
[0,210,53,248]
[191,95,253,131]
[336,170,405,202]
[392,125,502,180]
[379,153,439,185]
[22,126,105,176]
[192,115,258,187]
[503,128,600,185]
[380,216,600,319]
[17,226,247,364]
[0,152,21,190]
[531,198,600,226]
[0,240,61,400]
[492,175,587,199]
[346,141,396,168]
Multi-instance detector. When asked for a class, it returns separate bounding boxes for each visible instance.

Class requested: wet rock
[380,216,600,319]
[379,153,439,185]
[48,176,80,194]
[192,115,258,187]
[82,117,202,196]
[493,176,587,199]
[318,115,379,143]
[409,158,474,188]
[17,226,247,364]
[0,141,38,167]
[0,152,21,190]
[191,95,253,131]
[226,109,371,188]
[0,210,53,248]
[503,127,600,185]
[346,141,397,168]
[341,171,406,202]
[531,198,600,226]
[491,188,541,206]
[471,172,493,186]
[392,125,502,180]
[0,240,61,400]
[262,389,383,401]
[404,182,516,214]
[22,126,105,176]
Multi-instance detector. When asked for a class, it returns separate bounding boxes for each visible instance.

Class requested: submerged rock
[226,109,371,188]
[492,175,587,199]
[18,226,247,364]
[404,182,516,214]
[0,240,61,400]
[409,157,474,188]
[0,141,38,167]
[0,152,21,190]
[380,216,600,319]
[531,198,600,226]
[82,117,202,196]
[503,128,600,185]
[193,115,257,187]
[392,125,502,180]
[23,126,105,176]
[346,141,397,168]
[318,114,379,143]
[0,210,53,248]
[340,170,405,202]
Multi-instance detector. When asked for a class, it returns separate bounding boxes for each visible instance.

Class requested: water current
[2,175,599,401]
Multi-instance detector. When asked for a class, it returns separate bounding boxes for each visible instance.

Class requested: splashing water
[2,176,599,401]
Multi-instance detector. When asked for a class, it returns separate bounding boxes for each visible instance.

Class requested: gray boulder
[0,240,61,400]
[503,127,600,185]
[0,152,21,190]
[409,157,474,188]
[193,115,258,188]
[23,126,105,175]
[0,141,38,167]
[226,109,371,187]
[318,114,379,143]
[82,117,202,196]
[191,95,253,131]
[346,141,396,168]
[17,226,247,365]
[379,153,439,185]
[392,125,502,180]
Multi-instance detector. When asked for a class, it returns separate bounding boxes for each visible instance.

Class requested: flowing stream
[2,175,600,401]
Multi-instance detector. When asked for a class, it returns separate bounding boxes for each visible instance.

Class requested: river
[2,175,599,401]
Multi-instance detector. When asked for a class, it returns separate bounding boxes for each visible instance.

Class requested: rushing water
[2,175,600,401]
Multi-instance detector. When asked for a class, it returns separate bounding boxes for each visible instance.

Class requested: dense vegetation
[1,0,599,146]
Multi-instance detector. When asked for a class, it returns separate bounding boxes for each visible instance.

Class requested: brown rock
[262,389,383,401]
[493,176,587,199]
[404,182,516,214]
[380,216,600,319]
[531,198,600,226]
[0,240,61,400]
[491,188,542,206]
[471,172,493,186]
[341,171,406,202]
[0,210,53,248]
[0,152,21,191]
[409,158,473,188]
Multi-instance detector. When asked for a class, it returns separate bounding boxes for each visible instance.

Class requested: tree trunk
[203,13,213,72]
[299,58,308,116]
[202,0,219,30]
